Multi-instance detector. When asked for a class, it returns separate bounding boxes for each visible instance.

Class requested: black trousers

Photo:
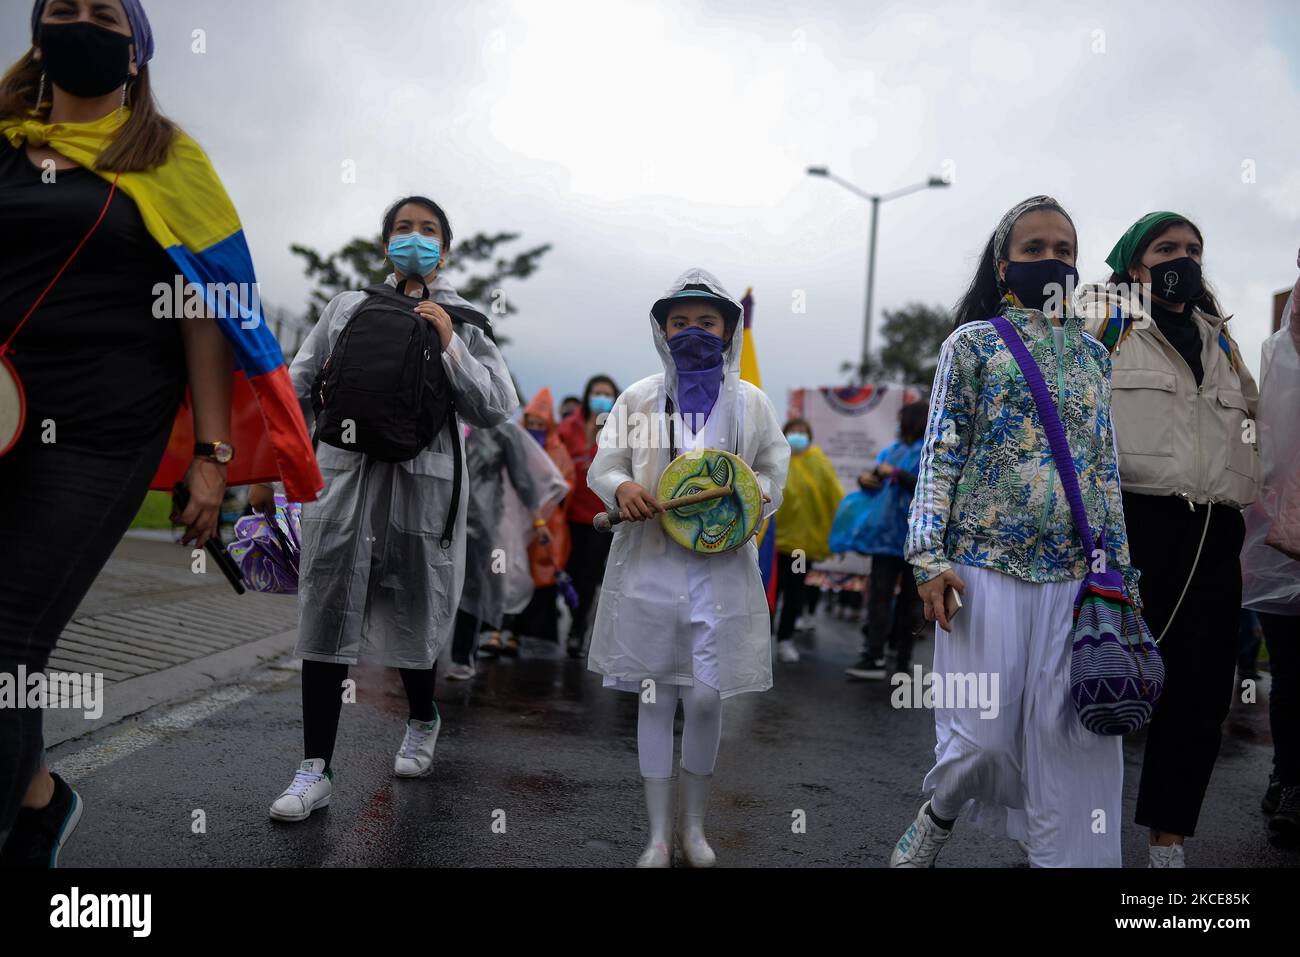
[565,521,612,641]
[450,608,480,665]
[301,659,437,770]
[1261,613,1300,787]
[515,585,559,643]
[1126,492,1244,836]
[0,424,171,840]
[865,554,921,669]
[774,552,806,642]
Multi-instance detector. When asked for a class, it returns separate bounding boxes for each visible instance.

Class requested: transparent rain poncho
[1242,292,1300,613]
[290,275,518,668]
[585,268,791,698]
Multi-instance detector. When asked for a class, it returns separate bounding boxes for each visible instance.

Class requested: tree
[839,301,951,389]
[289,231,552,345]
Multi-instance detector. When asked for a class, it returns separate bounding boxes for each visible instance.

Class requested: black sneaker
[1269,785,1300,846]
[1262,776,1283,815]
[0,773,83,868]
[845,657,888,680]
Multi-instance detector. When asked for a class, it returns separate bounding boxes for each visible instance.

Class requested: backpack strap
[441,303,493,339]
[366,280,430,301]
[2,174,120,358]
[988,316,1097,559]
[440,406,463,549]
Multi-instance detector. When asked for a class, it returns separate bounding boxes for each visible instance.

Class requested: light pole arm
[824,173,878,204]
[880,179,941,202]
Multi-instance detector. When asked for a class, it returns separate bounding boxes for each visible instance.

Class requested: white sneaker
[794,615,814,633]
[445,662,475,681]
[269,759,333,822]
[777,640,801,663]
[890,800,954,868]
[394,715,441,778]
[1148,843,1186,868]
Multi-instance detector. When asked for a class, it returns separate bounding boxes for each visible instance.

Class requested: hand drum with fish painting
[656,449,763,554]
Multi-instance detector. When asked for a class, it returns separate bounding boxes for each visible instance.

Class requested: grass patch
[130,490,174,530]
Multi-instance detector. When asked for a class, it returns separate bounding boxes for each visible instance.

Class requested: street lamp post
[807,166,949,381]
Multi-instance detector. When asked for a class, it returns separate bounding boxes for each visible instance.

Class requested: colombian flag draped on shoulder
[739,288,779,613]
[1,109,323,502]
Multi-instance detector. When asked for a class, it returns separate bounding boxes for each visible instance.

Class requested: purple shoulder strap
[988,316,1096,558]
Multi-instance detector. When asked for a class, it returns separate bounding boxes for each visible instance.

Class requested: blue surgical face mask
[526,428,547,446]
[787,432,810,453]
[588,395,615,415]
[387,233,441,277]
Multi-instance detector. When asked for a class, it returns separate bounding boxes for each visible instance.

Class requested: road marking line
[50,681,275,783]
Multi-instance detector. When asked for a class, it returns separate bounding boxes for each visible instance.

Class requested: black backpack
[311,282,490,546]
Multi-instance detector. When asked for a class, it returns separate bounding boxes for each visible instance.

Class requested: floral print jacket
[905,305,1140,602]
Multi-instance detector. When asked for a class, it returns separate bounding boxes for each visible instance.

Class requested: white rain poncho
[289,275,518,668]
[1242,292,1300,614]
[585,268,791,698]
[460,420,570,627]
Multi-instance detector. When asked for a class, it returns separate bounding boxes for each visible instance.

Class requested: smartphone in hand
[944,585,963,623]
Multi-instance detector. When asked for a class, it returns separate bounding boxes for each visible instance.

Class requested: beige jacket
[1076,283,1260,509]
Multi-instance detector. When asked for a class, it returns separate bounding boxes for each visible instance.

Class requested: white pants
[922,564,1123,867]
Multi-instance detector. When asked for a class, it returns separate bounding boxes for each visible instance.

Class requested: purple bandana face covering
[667,326,725,421]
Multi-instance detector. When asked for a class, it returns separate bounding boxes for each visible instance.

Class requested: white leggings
[637,683,722,778]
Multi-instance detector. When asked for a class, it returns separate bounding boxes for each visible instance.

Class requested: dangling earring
[35,71,46,111]
[118,81,129,121]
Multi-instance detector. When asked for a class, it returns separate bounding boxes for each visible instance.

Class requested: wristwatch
[194,440,235,465]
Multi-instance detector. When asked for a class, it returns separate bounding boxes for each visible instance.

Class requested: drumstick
[593,484,734,533]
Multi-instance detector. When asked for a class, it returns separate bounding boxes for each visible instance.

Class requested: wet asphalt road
[48,608,1297,868]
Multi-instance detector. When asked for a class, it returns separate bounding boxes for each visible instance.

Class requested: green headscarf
[1104,211,1187,276]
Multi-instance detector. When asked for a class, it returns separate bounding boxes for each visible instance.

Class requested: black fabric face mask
[39,21,133,99]
[1148,256,1204,304]
[1002,258,1079,313]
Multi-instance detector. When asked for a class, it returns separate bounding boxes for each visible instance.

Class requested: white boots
[636,776,675,867]
[676,769,717,867]
[634,769,717,868]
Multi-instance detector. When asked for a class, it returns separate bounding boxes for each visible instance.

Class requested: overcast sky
[7,0,1298,409]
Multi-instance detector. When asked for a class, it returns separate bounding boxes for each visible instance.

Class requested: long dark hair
[581,374,619,417]
[951,233,1005,330]
[0,50,176,172]
[899,401,928,442]
[1105,217,1227,320]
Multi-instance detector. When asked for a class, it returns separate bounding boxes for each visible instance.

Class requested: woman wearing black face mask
[0,0,321,866]
[1077,214,1260,868]
[892,196,1138,868]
